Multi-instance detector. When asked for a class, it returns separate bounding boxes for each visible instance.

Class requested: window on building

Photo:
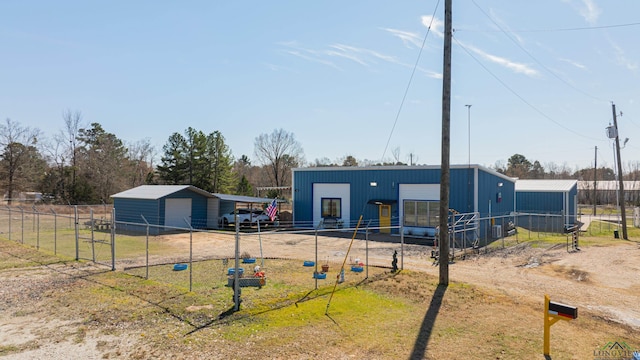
[403,200,439,227]
[321,198,341,218]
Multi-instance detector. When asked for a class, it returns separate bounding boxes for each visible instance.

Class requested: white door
[165,198,192,229]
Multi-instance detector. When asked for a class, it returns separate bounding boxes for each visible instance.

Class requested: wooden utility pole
[612,103,628,240]
[439,0,452,285]
[593,146,597,216]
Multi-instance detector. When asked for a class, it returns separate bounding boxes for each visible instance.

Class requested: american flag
[266,198,278,221]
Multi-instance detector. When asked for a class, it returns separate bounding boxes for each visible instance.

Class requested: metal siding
[568,185,577,218]
[516,184,578,225]
[450,168,475,213]
[207,198,220,228]
[295,167,460,227]
[517,191,564,214]
[114,198,160,224]
[293,166,515,229]
[477,169,515,218]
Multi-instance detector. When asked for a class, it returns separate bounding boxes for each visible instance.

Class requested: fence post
[7,206,11,242]
[51,209,57,255]
[515,212,519,243]
[184,218,193,292]
[463,218,467,249]
[34,206,40,250]
[234,221,241,311]
[74,206,79,261]
[365,220,370,279]
[19,207,24,244]
[314,228,318,290]
[141,214,150,279]
[110,207,115,271]
[90,209,96,263]
[501,216,505,249]
[400,219,404,270]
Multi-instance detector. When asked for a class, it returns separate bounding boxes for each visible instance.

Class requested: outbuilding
[291,165,515,241]
[111,185,279,233]
[111,185,214,233]
[515,179,578,232]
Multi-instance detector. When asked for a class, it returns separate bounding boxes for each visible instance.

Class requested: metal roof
[212,193,282,204]
[515,179,577,192]
[111,185,214,200]
[292,164,516,182]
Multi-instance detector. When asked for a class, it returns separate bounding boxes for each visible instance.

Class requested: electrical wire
[456,21,640,33]
[469,0,607,103]
[380,0,441,163]
[453,34,604,142]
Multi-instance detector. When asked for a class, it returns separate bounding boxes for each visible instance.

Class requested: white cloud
[610,42,638,72]
[278,41,341,70]
[559,58,588,70]
[382,28,423,48]
[465,43,539,77]
[563,0,601,25]
[579,0,601,24]
[326,44,370,66]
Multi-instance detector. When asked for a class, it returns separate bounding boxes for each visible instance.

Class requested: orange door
[379,205,391,233]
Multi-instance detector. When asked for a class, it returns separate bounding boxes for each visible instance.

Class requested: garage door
[165,198,192,229]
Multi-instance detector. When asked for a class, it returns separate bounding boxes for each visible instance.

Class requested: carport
[210,194,281,229]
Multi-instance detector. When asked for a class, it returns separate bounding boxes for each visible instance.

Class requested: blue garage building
[515,179,578,231]
[111,185,278,233]
[292,165,515,239]
[111,185,214,232]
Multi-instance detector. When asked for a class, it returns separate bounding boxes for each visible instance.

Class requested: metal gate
[74,207,115,269]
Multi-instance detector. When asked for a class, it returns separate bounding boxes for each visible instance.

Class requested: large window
[321,198,341,218]
[403,200,439,227]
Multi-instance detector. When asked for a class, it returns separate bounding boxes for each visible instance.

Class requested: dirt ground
[1,230,639,359]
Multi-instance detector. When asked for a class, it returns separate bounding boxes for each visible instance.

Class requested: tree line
[3,112,639,205]
[0,112,304,205]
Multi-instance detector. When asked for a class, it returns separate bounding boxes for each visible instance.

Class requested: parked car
[219,208,271,227]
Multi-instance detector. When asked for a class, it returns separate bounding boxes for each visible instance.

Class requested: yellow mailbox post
[544,294,578,356]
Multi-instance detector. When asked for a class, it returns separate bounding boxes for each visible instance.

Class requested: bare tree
[391,147,401,164]
[62,110,83,202]
[0,119,42,204]
[127,138,155,187]
[254,129,304,187]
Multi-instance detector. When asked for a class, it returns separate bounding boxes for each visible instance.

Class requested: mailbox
[548,301,578,319]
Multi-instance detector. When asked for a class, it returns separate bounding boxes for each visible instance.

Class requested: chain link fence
[2,205,622,309]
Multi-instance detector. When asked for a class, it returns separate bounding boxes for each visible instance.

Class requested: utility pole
[466,104,472,213]
[439,0,452,286]
[593,146,597,216]
[612,103,628,240]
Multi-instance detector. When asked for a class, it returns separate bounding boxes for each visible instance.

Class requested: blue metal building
[515,179,578,231]
[292,165,515,238]
[111,185,214,233]
[111,185,278,233]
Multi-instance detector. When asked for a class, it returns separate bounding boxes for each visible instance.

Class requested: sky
[2,0,640,172]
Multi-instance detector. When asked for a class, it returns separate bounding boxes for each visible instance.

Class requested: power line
[453,34,604,142]
[380,0,441,162]
[456,21,640,33]
[469,0,607,103]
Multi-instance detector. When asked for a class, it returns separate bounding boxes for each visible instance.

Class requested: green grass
[1,237,638,359]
